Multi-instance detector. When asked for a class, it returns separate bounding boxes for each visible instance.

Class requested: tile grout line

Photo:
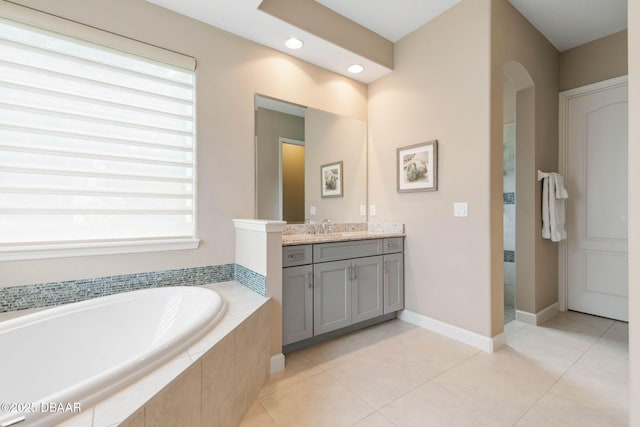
[256,355,327,400]
[313,327,484,417]
[348,410,399,427]
[372,347,483,416]
[405,349,522,425]
[246,316,625,426]
[255,399,280,427]
[509,319,617,426]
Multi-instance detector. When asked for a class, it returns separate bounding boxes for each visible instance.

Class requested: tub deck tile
[56,281,268,427]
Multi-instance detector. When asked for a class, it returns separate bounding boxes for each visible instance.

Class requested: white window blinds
[0,14,197,254]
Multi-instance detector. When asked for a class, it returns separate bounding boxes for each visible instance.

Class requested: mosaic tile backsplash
[504,250,515,263]
[234,264,266,297]
[0,263,266,313]
[503,192,515,205]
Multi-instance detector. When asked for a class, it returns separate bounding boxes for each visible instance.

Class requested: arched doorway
[502,61,534,324]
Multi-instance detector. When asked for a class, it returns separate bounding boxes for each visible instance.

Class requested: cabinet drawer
[383,237,403,254]
[283,245,313,267]
[314,239,382,263]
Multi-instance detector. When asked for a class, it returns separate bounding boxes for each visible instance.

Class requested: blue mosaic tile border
[504,250,515,263]
[234,264,266,297]
[503,192,515,204]
[0,264,234,313]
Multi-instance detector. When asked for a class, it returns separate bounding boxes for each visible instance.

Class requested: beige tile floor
[239,311,628,427]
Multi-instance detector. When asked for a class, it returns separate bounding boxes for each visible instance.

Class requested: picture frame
[321,161,343,198]
[397,140,438,192]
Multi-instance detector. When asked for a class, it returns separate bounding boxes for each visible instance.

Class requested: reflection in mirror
[255,95,367,224]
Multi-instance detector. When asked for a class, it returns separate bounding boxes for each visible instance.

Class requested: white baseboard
[399,310,506,352]
[515,310,536,325]
[516,302,559,325]
[536,302,559,324]
[270,353,285,374]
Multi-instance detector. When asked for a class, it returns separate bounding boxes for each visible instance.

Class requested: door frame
[278,137,304,220]
[558,75,629,311]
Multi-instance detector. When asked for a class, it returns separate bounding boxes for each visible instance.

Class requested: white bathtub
[0,286,225,427]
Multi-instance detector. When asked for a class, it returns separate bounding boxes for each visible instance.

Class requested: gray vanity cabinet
[282,245,313,346]
[313,259,352,335]
[283,237,403,349]
[351,256,384,323]
[313,239,384,335]
[383,252,404,313]
[383,237,404,314]
[314,255,384,335]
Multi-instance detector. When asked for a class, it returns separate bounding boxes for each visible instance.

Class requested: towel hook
[537,170,551,181]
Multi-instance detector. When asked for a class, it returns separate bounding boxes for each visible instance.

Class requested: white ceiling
[145,0,628,83]
[144,0,392,83]
[509,0,627,51]
[316,0,462,43]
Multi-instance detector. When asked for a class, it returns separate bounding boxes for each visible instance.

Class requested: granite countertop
[282,230,405,246]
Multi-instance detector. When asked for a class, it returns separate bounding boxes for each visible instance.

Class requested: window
[0,10,198,260]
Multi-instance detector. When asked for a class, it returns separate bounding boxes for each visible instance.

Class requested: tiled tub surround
[0,287,225,427]
[0,281,271,427]
[282,223,405,246]
[0,264,266,313]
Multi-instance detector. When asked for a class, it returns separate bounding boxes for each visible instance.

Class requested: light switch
[370,204,377,216]
[310,206,316,215]
[454,202,468,217]
[360,205,367,216]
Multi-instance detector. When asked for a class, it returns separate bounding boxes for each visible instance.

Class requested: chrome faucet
[304,219,316,235]
[321,219,332,234]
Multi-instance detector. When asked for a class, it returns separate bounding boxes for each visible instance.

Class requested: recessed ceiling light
[285,37,303,50]
[348,64,364,74]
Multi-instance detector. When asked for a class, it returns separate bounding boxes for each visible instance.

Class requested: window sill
[0,238,200,261]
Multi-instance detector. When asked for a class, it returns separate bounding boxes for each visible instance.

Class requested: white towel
[542,173,569,242]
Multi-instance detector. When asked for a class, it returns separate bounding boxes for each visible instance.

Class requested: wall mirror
[254,94,367,224]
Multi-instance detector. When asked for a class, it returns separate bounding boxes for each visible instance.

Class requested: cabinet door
[282,265,313,345]
[314,260,352,335]
[384,253,404,314]
[352,256,384,323]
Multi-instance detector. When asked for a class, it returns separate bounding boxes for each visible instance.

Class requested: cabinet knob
[307,271,313,288]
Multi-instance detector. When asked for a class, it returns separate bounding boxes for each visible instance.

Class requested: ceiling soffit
[258,0,393,70]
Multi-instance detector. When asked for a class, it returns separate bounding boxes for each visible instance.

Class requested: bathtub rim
[64,281,268,427]
[0,286,227,427]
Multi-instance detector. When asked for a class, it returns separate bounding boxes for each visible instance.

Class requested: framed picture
[397,140,438,192]
[321,161,343,198]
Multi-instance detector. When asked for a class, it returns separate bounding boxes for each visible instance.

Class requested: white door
[562,76,628,321]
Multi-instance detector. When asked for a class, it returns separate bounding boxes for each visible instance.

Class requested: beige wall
[305,109,367,223]
[559,30,628,91]
[368,0,558,338]
[492,0,560,323]
[255,108,305,220]
[368,0,494,336]
[0,0,367,288]
[503,76,516,124]
[628,0,639,425]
